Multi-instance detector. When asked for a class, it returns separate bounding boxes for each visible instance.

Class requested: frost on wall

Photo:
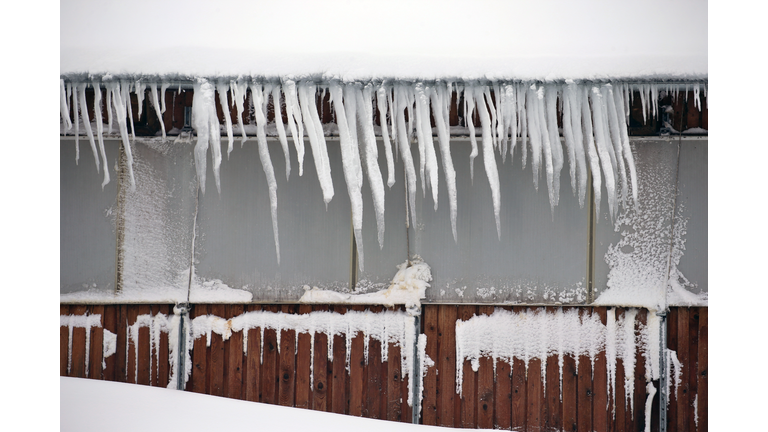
[62,79,704,273]
[594,141,707,310]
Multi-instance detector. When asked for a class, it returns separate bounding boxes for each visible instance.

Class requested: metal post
[658,310,668,432]
[175,303,189,391]
[411,312,421,424]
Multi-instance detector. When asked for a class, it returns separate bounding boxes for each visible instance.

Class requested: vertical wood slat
[458,305,477,428]
[295,304,312,409]
[697,307,708,432]
[190,304,208,393]
[511,306,527,430]
[421,304,438,425]
[88,305,105,380]
[102,305,117,382]
[136,304,151,386]
[577,308,594,432]
[477,306,495,429]
[279,304,297,407]
[675,307,690,432]
[245,304,262,402]
[70,305,88,378]
[437,305,457,427]
[60,305,70,377]
[366,305,383,419]
[209,304,227,396]
[261,305,279,405]
[125,305,139,384]
[312,305,329,412]
[115,305,128,383]
[686,308,700,432]
[348,305,365,416]
[227,304,244,399]
[562,325,579,432]
[331,305,347,415]
[666,308,679,432]
[593,307,609,432]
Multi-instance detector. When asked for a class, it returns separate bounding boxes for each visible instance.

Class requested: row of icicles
[60,78,705,270]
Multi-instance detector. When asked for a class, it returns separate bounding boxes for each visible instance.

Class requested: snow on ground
[60,0,706,81]
[60,376,475,432]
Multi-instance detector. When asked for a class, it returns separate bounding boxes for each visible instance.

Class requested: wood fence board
[70,305,88,378]
[697,307,707,432]
[261,305,279,405]
[687,308,700,432]
[125,305,139,384]
[60,305,70,376]
[102,305,117,381]
[227,304,244,399]
[349,305,365,416]
[89,305,105,380]
[676,307,690,432]
[666,308,678,432]
[546,349,562,431]
[577,309,594,432]
[511,307,527,430]
[190,304,209,393]
[612,309,626,432]
[366,306,383,419]
[136,304,151,386]
[386,340,403,422]
[527,357,544,432]
[458,305,477,428]
[422,304,438,425]
[562,350,578,432]
[295,304,312,409]
[633,309,648,432]
[312,305,329,412]
[593,307,609,432]
[115,305,128,383]
[436,305,457,427]
[331,305,347,415]
[279,304,297,407]
[245,304,262,402]
[477,306,494,430]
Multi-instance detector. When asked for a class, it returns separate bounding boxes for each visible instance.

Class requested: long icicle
[474,86,501,239]
[430,83,458,242]
[93,84,110,188]
[377,85,396,188]
[78,83,100,172]
[357,84,386,250]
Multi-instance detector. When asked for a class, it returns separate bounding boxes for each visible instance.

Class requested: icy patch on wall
[595,143,707,309]
[300,258,431,313]
[60,313,102,376]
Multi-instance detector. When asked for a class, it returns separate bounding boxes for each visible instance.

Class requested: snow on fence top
[60,0,707,82]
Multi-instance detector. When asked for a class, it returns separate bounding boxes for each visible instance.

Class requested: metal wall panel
[195,139,351,302]
[593,139,708,306]
[60,138,120,294]
[411,139,590,304]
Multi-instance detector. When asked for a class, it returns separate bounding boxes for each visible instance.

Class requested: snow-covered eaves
[60,0,707,83]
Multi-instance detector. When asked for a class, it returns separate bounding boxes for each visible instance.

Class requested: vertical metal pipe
[658,310,668,432]
[175,303,189,391]
[411,313,422,424]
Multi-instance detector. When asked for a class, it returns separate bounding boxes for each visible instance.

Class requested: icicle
[603,85,629,206]
[430,83,458,242]
[639,84,647,124]
[517,84,528,169]
[415,83,439,210]
[612,85,639,207]
[493,82,506,159]
[149,83,167,140]
[110,82,136,190]
[393,85,418,229]
[231,80,249,147]
[588,86,618,223]
[560,85,578,198]
[60,79,72,131]
[120,80,136,139]
[606,308,617,417]
[525,84,542,190]
[620,309,638,417]
[298,81,334,204]
[357,84,387,250]
[215,81,234,158]
[78,84,100,172]
[544,85,563,209]
[502,84,517,163]
[191,79,222,195]
[535,85,556,213]
[249,81,281,265]
[376,85,396,188]
[160,83,169,114]
[474,86,501,239]
[465,86,478,183]
[72,83,80,164]
[283,80,306,176]
[484,86,499,152]
[92,85,110,188]
[693,83,701,111]
[579,85,602,219]
[271,85,291,180]
[564,81,587,207]
[135,81,146,119]
[105,84,113,135]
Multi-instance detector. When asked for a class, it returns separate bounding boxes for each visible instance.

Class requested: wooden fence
[60,304,707,431]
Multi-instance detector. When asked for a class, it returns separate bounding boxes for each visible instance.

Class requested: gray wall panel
[60,139,120,294]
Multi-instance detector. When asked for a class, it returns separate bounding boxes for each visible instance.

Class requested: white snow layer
[60,79,699,269]
[61,376,470,432]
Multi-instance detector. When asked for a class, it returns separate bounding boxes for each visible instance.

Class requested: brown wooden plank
[592,307,609,432]
[261,305,279,404]
[190,304,209,393]
[331,305,347,415]
[279,304,297,407]
[136,304,151,386]
[245,305,262,402]
[208,304,226,396]
[366,306,383,419]
[89,305,105,380]
[294,304,312,409]
[687,308,700,432]
[154,305,171,388]
[511,307,527,430]
[312,305,330,412]
[349,305,366,416]
[562,340,578,432]
[634,309,649,432]
[697,308,707,432]
[577,308,594,432]
[666,308,679,432]
[527,357,544,432]
[227,304,244,399]
[613,309,627,432]
[437,305,457,427]
[102,305,117,381]
[60,305,70,377]
[458,305,477,428]
[115,305,128,383]
[546,341,562,431]
[386,340,403,422]
[421,304,438,425]
[676,307,690,432]
[125,305,139,384]
[477,306,495,429]
[70,305,88,378]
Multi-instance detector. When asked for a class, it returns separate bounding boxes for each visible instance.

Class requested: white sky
[60,0,708,80]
